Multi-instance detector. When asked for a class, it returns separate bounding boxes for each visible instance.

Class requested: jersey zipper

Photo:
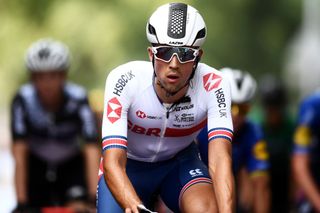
[151,106,169,162]
[150,96,191,162]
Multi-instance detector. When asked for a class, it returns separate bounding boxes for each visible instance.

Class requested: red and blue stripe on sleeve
[208,127,233,143]
[102,135,128,152]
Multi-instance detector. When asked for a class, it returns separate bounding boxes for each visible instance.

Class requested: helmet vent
[38,48,50,59]
[236,75,245,89]
[196,28,206,39]
[167,3,187,39]
[148,23,156,35]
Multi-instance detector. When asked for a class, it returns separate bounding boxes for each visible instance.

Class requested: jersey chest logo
[136,110,147,119]
[203,72,222,92]
[107,97,122,123]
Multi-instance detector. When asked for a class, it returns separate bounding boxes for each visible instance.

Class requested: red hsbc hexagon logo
[136,110,147,119]
[203,72,222,92]
[107,97,122,123]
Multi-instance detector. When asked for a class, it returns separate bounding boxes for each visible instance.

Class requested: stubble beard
[157,79,186,97]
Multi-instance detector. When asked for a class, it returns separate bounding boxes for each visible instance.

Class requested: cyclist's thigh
[160,144,213,212]
[126,160,165,207]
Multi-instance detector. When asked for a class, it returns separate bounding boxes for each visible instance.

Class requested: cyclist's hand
[125,207,139,213]
[137,204,157,213]
[124,204,157,213]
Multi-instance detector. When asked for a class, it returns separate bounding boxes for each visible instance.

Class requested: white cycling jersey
[101,61,233,163]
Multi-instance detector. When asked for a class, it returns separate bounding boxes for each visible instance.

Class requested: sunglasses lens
[180,48,197,61]
[155,47,174,61]
[153,47,197,63]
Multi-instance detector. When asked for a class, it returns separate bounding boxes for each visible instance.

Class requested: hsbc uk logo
[107,97,122,123]
[135,110,161,120]
[113,70,135,96]
[136,110,146,119]
[203,72,222,92]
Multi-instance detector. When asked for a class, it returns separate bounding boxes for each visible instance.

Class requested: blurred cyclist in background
[197,68,270,213]
[10,38,100,213]
[256,74,294,213]
[292,88,320,212]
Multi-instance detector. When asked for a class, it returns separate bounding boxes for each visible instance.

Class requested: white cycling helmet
[221,67,257,104]
[25,38,70,72]
[146,3,206,47]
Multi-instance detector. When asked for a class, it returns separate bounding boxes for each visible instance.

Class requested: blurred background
[1,0,319,212]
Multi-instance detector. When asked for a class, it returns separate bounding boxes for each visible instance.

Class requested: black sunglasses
[151,46,199,64]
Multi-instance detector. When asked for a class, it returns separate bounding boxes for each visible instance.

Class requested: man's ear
[147,47,154,61]
[198,49,203,59]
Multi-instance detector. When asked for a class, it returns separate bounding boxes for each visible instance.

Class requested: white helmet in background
[221,67,257,104]
[146,3,206,48]
[25,38,70,72]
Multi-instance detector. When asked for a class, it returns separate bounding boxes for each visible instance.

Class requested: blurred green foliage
[0,0,301,106]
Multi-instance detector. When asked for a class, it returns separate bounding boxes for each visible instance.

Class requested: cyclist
[97,3,234,213]
[10,38,100,212]
[292,89,320,212]
[257,75,294,213]
[197,68,270,213]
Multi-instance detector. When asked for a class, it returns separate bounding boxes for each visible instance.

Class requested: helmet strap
[188,56,200,81]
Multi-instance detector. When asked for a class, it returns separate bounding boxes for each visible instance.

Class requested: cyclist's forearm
[12,142,28,203]
[103,151,141,210]
[208,140,234,212]
[15,164,28,203]
[84,143,100,198]
[210,156,234,212]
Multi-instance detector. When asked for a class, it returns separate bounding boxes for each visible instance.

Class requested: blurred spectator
[292,88,320,212]
[255,74,295,213]
[10,38,100,213]
[197,68,270,213]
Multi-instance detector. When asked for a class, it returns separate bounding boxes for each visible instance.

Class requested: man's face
[148,46,202,95]
[31,71,66,105]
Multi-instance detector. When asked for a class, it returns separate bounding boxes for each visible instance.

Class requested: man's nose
[169,54,181,68]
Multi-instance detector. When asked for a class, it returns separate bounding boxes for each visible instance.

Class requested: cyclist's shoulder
[15,83,36,99]
[300,89,320,106]
[195,63,227,86]
[11,84,37,109]
[193,63,229,95]
[106,61,153,93]
[196,63,220,75]
[64,82,87,101]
